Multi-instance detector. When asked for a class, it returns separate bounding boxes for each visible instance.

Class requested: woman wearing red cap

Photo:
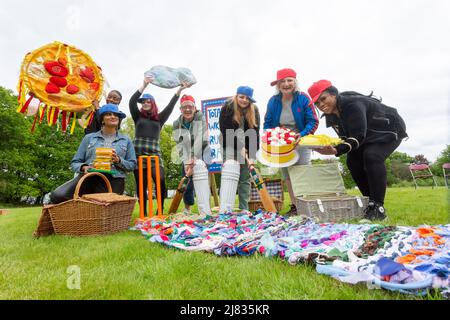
[172,94,211,214]
[264,68,319,216]
[308,80,407,221]
[129,76,191,216]
[219,86,261,213]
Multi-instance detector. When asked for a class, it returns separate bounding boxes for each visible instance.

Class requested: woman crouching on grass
[49,104,136,204]
[308,80,407,221]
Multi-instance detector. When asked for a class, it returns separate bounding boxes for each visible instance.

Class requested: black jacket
[129,90,179,139]
[219,100,260,160]
[325,94,407,156]
[84,109,101,135]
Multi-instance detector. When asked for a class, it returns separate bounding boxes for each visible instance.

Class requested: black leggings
[50,174,125,204]
[346,139,402,205]
[134,164,167,216]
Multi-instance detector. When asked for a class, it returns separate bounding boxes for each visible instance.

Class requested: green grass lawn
[0,187,448,300]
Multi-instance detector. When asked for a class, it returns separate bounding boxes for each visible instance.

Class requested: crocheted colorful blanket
[132,210,450,297]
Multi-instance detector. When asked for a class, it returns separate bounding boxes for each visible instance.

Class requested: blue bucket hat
[236,86,256,103]
[137,93,155,103]
[98,104,127,119]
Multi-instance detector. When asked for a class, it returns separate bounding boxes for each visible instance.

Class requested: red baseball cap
[308,80,333,104]
[180,94,195,106]
[270,68,297,86]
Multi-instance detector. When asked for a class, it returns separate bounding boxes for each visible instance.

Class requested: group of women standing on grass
[49,68,407,222]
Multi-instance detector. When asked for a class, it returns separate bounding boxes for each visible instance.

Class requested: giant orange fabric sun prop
[17,41,104,133]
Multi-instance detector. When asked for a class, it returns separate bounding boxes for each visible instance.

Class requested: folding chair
[409,164,437,189]
[442,163,450,188]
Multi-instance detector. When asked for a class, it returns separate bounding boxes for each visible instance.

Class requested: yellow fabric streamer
[66,46,73,75]
[70,113,77,135]
[55,42,62,60]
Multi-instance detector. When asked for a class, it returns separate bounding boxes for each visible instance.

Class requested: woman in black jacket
[308,80,407,221]
[219,86,260,213]
[84,90,123,135]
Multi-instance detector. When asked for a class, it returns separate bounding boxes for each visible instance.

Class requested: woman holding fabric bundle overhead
[129,76,191,216]
[264,68,319,216]
[308,80,407,221]
[219,86,260,213]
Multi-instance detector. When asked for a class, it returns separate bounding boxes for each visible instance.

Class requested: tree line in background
[0,86,448,204]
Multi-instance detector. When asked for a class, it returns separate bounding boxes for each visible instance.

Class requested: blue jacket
[263,92,319,136]
[71,131,137,178]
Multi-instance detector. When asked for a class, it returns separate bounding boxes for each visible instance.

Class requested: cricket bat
[245,155,277,212]
[168,175,191,214]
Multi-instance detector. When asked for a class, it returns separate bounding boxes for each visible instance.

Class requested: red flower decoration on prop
[45,82,60,94]
[79,67,95,83]
[49,76,68,88]
[66,84,80,94]
[44,61,68,77]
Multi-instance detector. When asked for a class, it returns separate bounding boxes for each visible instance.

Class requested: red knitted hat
[180,94,195,106]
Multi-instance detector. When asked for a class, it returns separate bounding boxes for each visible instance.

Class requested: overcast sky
[1,0,449,161]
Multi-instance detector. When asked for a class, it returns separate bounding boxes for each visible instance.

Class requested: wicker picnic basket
[248,178,284,212]
[36,172,136,237]
[289,163,368,222]
[296,194,368,222]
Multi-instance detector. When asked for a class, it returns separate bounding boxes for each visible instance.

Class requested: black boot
[363,201,376,220]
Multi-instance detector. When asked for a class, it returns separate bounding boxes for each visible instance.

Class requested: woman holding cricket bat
[219,86,261,213]
[172,94,211,214]
[49,104,136,204]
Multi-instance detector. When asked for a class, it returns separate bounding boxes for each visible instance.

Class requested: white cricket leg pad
[219,159,240,213]
[192,160,211,215]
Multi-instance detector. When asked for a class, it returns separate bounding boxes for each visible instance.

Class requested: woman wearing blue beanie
[219,86,260,213]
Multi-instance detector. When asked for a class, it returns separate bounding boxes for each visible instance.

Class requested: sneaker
[363,201,387,221]
[182,208,191,215]
[285,204,297,217]
[374,205,387,221]
[363,201,377,221]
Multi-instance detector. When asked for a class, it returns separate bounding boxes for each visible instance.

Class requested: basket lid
[288,163,346,197]
[81,193,136,203]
